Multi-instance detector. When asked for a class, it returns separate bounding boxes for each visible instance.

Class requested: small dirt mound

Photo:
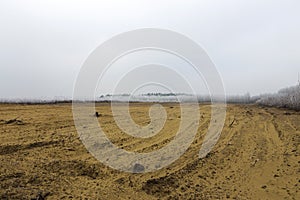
[132,163,145,173]
[142,176,179,197]
[0,118,25,125]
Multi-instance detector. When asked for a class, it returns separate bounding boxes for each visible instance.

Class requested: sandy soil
[0,103,299,199]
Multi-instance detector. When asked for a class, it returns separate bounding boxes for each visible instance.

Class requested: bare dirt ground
[0,103,299,199]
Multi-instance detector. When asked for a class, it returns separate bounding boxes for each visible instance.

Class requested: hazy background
[1,0,299,99]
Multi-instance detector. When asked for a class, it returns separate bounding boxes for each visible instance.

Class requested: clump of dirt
[132,163,145,173]
[32,191,51,200]
[142,176,179,198]
[0,117,25,125]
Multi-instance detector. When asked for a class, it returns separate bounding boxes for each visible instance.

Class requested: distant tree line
[256,85,300,111]
[2,85,299,110]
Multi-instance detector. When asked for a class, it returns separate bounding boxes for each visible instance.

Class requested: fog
[1,0,300,99]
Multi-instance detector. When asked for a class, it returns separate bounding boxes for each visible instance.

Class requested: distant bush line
[0,85,299,110]
[256,85,300,111]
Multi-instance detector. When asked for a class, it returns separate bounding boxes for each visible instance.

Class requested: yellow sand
[0,103,299,199]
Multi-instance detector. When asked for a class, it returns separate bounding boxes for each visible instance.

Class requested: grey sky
[1,0,299,99]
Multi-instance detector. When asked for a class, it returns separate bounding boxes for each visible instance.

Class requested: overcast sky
[1,0,300,99]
